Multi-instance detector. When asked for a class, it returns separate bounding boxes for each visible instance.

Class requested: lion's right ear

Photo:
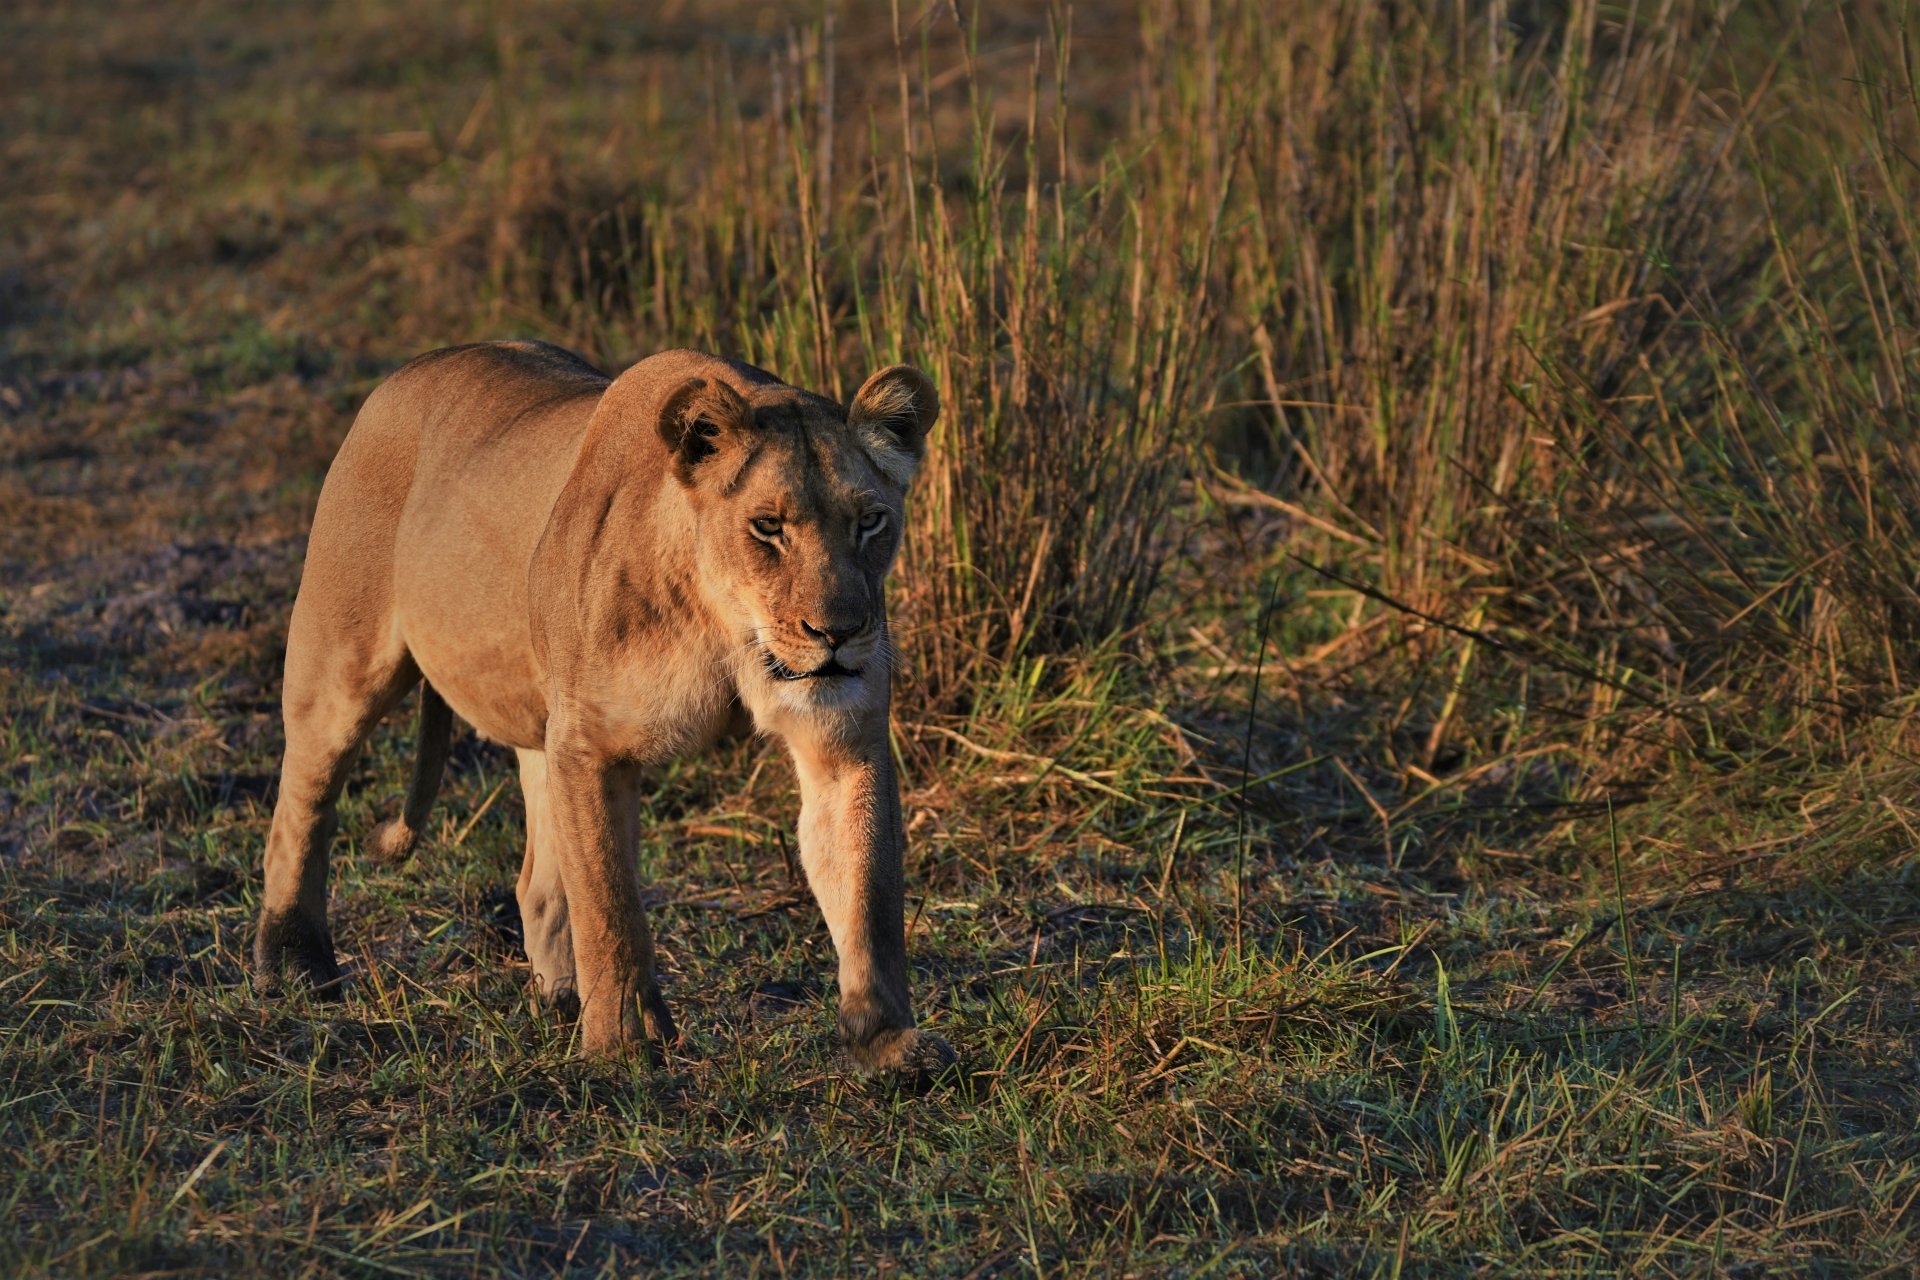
[848,365,939,486]
[658,377,754,487]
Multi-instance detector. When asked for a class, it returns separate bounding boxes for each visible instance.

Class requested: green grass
[4,0,1920,1274]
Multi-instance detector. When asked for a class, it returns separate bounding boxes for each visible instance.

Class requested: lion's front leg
[788,728,955,1082]
[543,738,676,1058]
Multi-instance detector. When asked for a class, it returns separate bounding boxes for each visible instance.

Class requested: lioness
[253,341,954,1079]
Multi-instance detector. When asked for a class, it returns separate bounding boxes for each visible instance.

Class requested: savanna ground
[4,0,1920,1274]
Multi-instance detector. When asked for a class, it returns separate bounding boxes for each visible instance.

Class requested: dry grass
[3,0,1919,1274]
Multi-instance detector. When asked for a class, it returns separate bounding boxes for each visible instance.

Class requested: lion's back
[306,340,607,578]
[369,340,607,465]
[295,342,611,748]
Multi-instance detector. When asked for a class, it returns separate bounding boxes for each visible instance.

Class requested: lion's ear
[658,377,754,487]
[848,365,938,485]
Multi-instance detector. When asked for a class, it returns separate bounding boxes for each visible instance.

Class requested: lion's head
[657,364,940,710]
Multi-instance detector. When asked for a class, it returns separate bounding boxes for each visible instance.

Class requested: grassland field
[3,0,1920,1275]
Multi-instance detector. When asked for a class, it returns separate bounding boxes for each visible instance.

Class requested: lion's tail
[365,681,453,863]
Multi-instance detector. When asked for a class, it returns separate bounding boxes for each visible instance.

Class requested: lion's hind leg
[366,682,453,862]
[514,748,576,1013]
[254,623,419,995]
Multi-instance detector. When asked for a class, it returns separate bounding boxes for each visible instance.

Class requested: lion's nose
[801,618,865,649]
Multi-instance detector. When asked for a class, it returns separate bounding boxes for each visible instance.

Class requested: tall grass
[439,2,1920,752]
[420,9,1228,718]
[425,1,1918,795]
[1214,0,1920,755]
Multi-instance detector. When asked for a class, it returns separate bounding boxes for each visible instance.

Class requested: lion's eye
[751,516,783,539]
[858,510,888,536]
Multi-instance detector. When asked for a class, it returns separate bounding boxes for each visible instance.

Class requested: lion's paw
[851,1027,957,1086]
[253,908,346,997]
[536,976,581,1022]
[365,817,419,863]
[578,987,678,1066]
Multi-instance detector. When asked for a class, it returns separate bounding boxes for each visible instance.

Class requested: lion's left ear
[848,365,939,486]
[658,376,755,489]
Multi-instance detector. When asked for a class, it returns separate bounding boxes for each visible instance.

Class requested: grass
[3,0,1920,1273]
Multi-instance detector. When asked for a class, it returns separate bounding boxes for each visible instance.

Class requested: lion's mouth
[765,654,862,681]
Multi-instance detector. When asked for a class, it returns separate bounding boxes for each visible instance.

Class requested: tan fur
[253,341,952,1078]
